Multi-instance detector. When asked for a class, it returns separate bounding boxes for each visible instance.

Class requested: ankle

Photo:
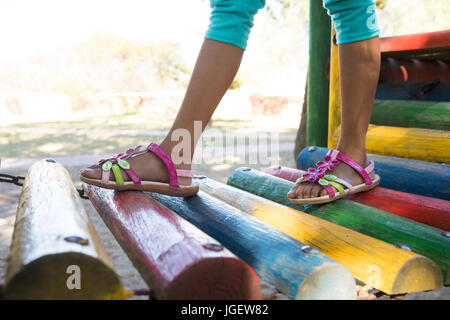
[336,143,368,166]
[159,139,193,170]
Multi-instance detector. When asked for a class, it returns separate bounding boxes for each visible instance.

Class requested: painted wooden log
[375,81,450,102]
[197,177,443,294]
[330,124,450,164]
[264,166,450,231]
[297,146,450,200]
[379,58,450,83]
[380,30,450,60]
[370,99,450,130]
[306,0,331,147]
[4,159,125,300]
[85,185,262,300]
[227,167,450,285]
[148,190,357,300]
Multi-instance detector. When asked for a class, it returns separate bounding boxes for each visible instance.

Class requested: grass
[1,111,298,160]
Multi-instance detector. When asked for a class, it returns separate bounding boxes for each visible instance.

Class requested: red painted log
[264,166,450,231]
[379,58,450,82]
[380,30,450,60]
[84,185,262,300]
[381,30,450,53]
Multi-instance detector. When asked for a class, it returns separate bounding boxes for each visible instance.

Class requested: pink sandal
[80,143,199,197]
[289,149,380,205]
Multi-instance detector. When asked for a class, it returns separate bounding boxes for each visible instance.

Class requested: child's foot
[80,143,197,196]
[287,147,376,201]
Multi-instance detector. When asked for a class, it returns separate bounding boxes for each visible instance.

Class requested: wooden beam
[371,100,450,130]
[330,124,450,164]
[85,185,262,300]
[380,30,450,60]
[297,146,450,200]
[379,58,450,83]
[264,166,450,231]
[375,81,450,102]
[227,167,450,285]
[4,159,125,300]
[197,177,443,295]
[306,0,331,147]
[148,190,357,300]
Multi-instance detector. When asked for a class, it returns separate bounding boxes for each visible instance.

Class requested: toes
[80,167,102,180]
[301,184,312,199]
[319,188,329,197]
[287,184,303,199]
[310,185,322,198]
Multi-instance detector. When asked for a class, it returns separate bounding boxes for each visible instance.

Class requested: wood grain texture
[371,100,450,130]
[197,177,442,295]
[264,165,450,231]
[227,167,449,285]
[297,146,450,200]
[4,159,125,300]
[148,190,357,300]
[85,185,262,300]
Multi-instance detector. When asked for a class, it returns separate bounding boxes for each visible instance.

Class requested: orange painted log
[264,166,450,231]
[84,185,262,300]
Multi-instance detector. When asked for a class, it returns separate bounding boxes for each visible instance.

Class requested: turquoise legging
[205,0,380,50]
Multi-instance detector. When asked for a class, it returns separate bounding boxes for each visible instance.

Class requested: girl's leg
[81,39,244,184]
[288,0,380,199]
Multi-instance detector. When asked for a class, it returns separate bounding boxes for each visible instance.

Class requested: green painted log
[371,99,450,130]
[227,167,450,284]
[306,0,331,147]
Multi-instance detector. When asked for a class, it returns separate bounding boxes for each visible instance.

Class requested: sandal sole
[289,175,381,205]
[80,175,199,197]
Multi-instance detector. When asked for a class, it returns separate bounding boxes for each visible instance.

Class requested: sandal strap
[323,184,336,199]
[101,169,110,184]
[111,164,124,186]
[327,149,373,186]
[176,169,194,178]
[147,143,180,188]
[123,167,142,185]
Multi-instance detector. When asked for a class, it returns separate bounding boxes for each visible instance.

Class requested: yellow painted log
[329,124,450,163]
[327,27,341,149]
[197,177,443,295]
[4,159,126,300]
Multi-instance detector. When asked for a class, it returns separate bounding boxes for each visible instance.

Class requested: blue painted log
[148,191,357,300]
[297,146,450,200]
[375,81,450,102]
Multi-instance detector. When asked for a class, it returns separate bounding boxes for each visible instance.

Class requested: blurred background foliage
[0,0,448,96]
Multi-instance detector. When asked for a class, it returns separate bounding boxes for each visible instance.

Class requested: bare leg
[81,39,244,184]
[288,36,380,199]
